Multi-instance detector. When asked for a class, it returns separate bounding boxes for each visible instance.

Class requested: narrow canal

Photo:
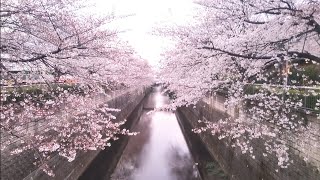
[110,86,201,180]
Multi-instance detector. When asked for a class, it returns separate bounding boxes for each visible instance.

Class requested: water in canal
[110,87,201,180]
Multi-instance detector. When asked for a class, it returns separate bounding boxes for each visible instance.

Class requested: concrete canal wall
[0,87,151,180]
[176,94,320,180]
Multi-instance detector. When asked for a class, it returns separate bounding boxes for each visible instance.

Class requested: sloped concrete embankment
[0,87,151,180]
[176,94,320,180]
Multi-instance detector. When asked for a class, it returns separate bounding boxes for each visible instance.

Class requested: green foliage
[289,64,320,85]
[205,161,228,179]
[244,85,261,95]
[244,85,320,112]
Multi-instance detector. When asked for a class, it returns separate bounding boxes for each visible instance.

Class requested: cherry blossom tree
[0,0,152,176]
[159,0,320,169]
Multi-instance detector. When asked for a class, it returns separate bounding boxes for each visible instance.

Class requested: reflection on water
[111,87,200,180]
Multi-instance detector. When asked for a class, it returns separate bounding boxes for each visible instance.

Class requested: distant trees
[160,0,320,169]
[0,0,152,176]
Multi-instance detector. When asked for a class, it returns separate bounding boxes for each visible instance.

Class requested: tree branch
[244,19,266,24]
[201,45,273,60]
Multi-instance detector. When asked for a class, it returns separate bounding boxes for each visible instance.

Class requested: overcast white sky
[91,0,197,67]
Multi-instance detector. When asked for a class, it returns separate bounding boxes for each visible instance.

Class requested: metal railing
[244,84,320,112]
